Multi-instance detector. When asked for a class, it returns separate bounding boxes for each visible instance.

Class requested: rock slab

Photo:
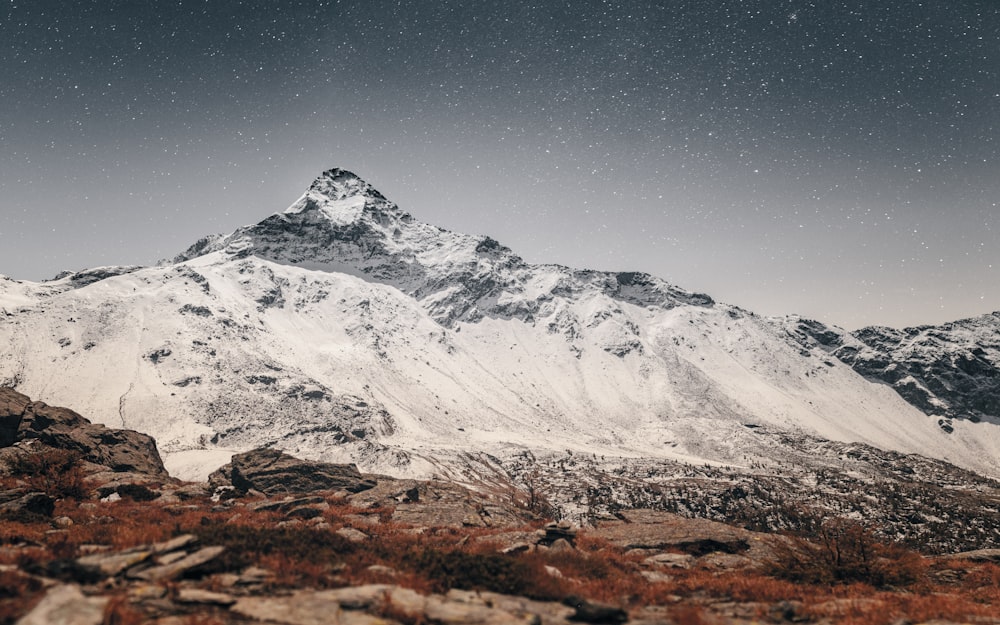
[208,447,376,495]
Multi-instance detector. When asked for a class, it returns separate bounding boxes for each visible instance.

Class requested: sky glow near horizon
[1,0,998,330]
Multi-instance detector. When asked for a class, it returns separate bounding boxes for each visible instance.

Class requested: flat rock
[0,491,55,518]
[590,510,777,563]
[947,548,1000,563]
[75,549,153,578]
[209,448,376,496]
[231,591,399,625]
[131,545,225,581]
[15,584,108,625]
[175,588,236,606]
[337,526,370,543]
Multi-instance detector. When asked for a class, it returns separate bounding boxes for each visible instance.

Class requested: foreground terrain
[2,388,1000,625]
[4,461,1000,625]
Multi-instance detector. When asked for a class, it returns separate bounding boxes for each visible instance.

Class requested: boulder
[590,509,779,563]
[14,584,108,625]
[0,388,167,477]
[208,447,376,496]
[0,490,55,518]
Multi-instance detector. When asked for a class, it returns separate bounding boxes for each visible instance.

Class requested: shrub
[195,522,356,569]
[3,448,87,500]
[403,547,565,599]
[768,519,925,588]
[0,569,46,625]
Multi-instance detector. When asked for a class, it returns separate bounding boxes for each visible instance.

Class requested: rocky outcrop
[208,447,376,496]
[591,509,781,566]
[347,477,534,528]
[786,313,1000,431]
[0,387,167,476]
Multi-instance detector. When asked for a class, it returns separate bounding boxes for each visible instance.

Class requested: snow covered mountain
[2,168,999,480]
[790,314,1000,433]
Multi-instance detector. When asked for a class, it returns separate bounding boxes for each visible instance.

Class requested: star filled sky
[2,0,998,330]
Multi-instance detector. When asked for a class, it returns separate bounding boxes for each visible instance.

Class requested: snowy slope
[1,169,997,480]
[784,313,1000,433]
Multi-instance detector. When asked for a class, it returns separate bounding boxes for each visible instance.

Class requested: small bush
[195,522,356,570]
[110,484,160,502]
[403,548,565,599]
[767,519,926,588]
[0,569,46,625]
[3,448,87,500]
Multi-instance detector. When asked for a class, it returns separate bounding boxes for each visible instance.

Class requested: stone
[424,594,528,625]
[175,588,236,606]
[75,549,153,578]
[131,546,225,581]
[287,505,323,519]
[385,587,428,619]
[948,548,1000,563]
[644,553,695,569]
[15,584,109,625]
[250,495,327,513]
[590,510,776,562]
[639,570,673,583]
[538,521,578,547]
[0,388,167,476]
[152,534,199,554]
[549,538,574,553]
[319,585,392,610]
[562,595,628,624]
[127,584,169,601]
[237,565,275,585]
[0,491,55,518]
[366,565,398,578]
[336,527,370,543]
[208,447,376,496]
[447,590,575,623]
[231,591,399,625]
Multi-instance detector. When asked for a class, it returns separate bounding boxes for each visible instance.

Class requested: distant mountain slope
[1,169,997,480]
[787,314,1000,433]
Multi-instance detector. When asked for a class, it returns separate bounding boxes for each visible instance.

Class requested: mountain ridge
[1,168,998,484]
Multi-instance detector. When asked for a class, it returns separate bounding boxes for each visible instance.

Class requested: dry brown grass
[1,488,998,625]
[0,569,46,625]
[2,448,88,500]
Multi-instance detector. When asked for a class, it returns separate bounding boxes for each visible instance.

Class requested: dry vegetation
[1,451,999,624]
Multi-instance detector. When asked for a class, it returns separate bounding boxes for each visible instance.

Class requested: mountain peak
[305,168,386,203]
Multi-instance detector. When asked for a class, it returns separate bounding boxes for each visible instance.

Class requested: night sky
[2,1,998,330]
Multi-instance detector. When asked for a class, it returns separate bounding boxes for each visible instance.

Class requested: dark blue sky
[2,1,998,329]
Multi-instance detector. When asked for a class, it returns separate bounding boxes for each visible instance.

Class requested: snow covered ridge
[171,168,716,327]
[2,167,1000,482]
[788,313,1000,432]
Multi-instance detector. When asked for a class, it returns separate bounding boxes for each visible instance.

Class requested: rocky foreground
[2,388,1000,625]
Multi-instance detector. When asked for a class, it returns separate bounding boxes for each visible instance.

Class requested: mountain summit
[174,168,714,327]
[2,168,999,482]
[296,167,389,204]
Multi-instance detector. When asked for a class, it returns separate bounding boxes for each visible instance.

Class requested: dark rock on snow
[208,447,376,496]
[0,387,167,476]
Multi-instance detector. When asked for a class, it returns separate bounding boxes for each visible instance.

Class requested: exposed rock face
[787,312,1000,431]
[173,168,715,328]
[0,489,55,517]
[0,387,167,476]
[208,447,377,495]
[590,509,779,563]
[839,315,1000,430]
[347,477,533,528]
